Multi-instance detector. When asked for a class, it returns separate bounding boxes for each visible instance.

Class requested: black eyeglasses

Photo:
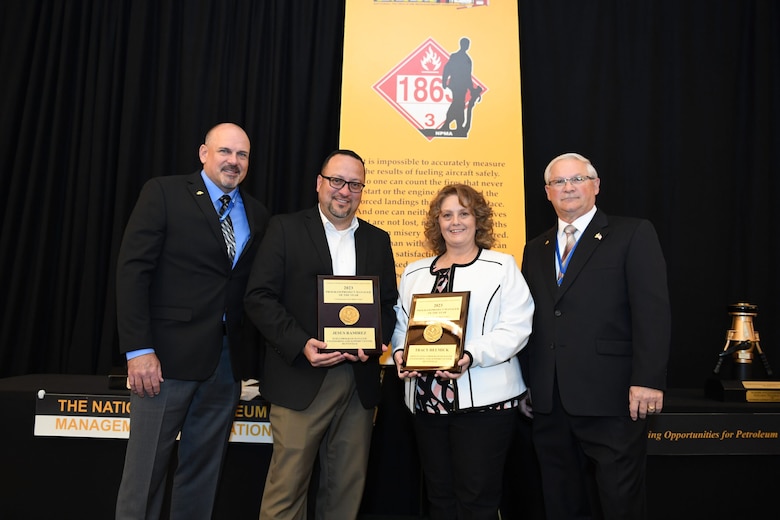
[547,175,596,188]
[320,174,365,193]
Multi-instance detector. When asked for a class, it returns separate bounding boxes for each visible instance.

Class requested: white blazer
[392,248,535,412]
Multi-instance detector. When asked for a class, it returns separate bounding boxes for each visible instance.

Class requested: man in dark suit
[520,152,671,520]
[115,123,269,519]
[244,149,398,520]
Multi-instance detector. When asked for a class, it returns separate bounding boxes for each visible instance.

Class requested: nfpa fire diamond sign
[373,37,488,141]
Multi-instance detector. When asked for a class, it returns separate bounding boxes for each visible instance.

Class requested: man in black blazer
[521,152,671,520]
[244,149,398,520]
[115,123,269,519]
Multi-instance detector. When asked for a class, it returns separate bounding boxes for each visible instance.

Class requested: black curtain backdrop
[1,0,779,390]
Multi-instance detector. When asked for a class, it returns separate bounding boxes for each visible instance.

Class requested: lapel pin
[544,239,550,245]
[594,233,602,240]
[196,190,204,196]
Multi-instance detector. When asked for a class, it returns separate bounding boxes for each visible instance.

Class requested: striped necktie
[557,224,576,283]
[218,195,236,263]
[561,225,577,263]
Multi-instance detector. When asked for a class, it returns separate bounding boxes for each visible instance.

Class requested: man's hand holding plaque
[317,275,382,355]
[401,292,470,372]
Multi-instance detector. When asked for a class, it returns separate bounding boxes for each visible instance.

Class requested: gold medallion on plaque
[423,322,443,343]
[339,305,360,325]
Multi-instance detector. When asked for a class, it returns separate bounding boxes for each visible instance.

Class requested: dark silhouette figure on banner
[441,37,482,137]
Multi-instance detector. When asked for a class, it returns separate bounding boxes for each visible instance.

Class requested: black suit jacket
[521,210,671,416]
[244,206,398,411]
[116,172,269,381]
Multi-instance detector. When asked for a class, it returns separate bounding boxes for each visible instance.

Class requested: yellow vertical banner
[340,0,524,278]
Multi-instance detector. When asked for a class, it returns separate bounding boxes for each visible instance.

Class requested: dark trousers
[116,339,240,520]
[413,408,518,520]
[532,385,648,520]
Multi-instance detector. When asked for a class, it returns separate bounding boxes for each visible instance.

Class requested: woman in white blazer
[392,183,534,520]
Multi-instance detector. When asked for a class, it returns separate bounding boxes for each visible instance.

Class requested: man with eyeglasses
[244,149,398,520]
[520,152,671,519]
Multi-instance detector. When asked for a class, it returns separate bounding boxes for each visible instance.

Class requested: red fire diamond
[373,37,488,141]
